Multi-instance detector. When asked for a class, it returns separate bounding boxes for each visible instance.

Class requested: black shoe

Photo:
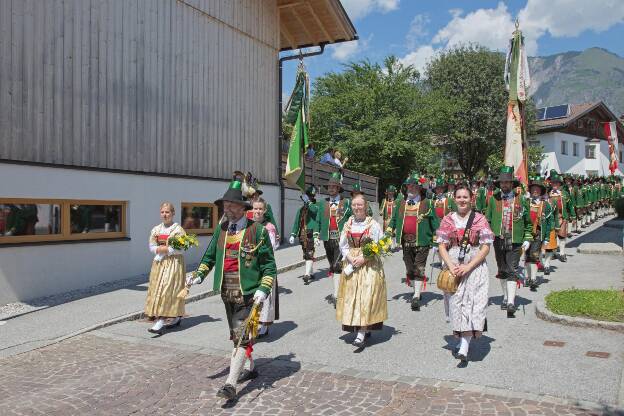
[501,302,508,310]
[353,337,366,350]
[257,328,269,339]
[530,283,538,292]
[303,275,310,285]
[507,303,516,317]
[456,354,468,367]
[560,255,567,263]
[164,317,182,328]
[544,268,551,276]
[365,331,372,338]
[216,384,236,400]
[237,369,258,383]
[411,298,420,311]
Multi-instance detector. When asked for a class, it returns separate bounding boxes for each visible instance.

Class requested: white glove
[253,290,267,304]
[521,241,530,251]
[314,238,321,247]
[186,274,202,285]
[289,235,295,245]
[301,194,310,204]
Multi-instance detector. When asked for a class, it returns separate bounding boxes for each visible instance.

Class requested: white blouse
[149,222,183,261]
[339,216,383,260]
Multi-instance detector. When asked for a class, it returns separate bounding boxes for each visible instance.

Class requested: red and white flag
[604,121,619,174]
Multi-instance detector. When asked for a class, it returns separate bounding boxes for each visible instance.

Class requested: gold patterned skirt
[336,248,388,331]
[144,254,186,318]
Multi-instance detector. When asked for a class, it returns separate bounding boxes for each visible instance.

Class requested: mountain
[529,47,624,117]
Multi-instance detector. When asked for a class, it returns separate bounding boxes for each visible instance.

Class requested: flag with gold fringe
[283,62,310,192]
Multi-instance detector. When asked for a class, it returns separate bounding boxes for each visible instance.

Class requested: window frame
[180,202,219,236]
[0,198,127,245]
[573,142,579,157]
[561,140,568,155]
[585,145,596,159]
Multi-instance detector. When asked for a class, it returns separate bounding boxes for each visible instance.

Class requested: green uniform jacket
[485,191,533,243]
[549,190,574,222]
[577,186,587,208]
[290,203,319,237]
[380,198,397,223]
[433,195,457,217]
[317,197,352,241]
[473,187,487,212]
[528,199,553,241]
[196,219,277,295]
[388,198,440,247]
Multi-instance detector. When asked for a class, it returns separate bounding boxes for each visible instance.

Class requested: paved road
[0,218,622,415]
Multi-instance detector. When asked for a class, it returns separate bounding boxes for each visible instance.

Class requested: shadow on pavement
[259,320,298,343]
[489,295,532,307]
[567,223,622,248]
[338,325,401,349]
[442,334,495,362]
[391,291,444,307]
[225,353,302,407]
[277,286,293,295]
[168,314,221,332]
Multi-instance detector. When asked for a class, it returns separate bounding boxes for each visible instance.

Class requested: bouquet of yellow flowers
[168,234,199,251]
[361,236,392,259]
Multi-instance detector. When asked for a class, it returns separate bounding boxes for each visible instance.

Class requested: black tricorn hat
[215,181,252,209]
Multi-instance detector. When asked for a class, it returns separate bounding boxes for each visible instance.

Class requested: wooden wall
[0,0,280,183]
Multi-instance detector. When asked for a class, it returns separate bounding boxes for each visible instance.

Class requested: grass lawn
[545,289,624,323]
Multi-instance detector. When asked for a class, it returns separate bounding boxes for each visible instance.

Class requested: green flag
[283,65,310,192]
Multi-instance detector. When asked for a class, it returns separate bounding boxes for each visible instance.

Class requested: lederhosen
[493,196,522,281]
[323,200,344,274]
[383,199,394,231]
[547,191,565,250]
[525,200,543,263]
[220,224,257,347]
[401,201,429,281]
[298,205,315,261]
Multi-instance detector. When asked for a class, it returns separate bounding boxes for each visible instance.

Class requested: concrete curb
[535,301,624,333]
[27,254,328,347]
[577,243,623,255]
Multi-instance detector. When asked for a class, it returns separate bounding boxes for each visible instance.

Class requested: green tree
[426,44,524,178]
[310,57,457,196]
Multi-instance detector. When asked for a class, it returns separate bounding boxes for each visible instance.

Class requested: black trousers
[300,231,315,260]
[323,238,342,274]
[402,244,430,280]
[493,237,522,281]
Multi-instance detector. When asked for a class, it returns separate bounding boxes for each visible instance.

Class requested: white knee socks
[527,263,537,282]
[543,252,552,270]
[458,334,472,356]
[225,347,247,388]
[305,260,313,276]
[412,280,422,299]
[500,279,508,303]
[333,273,340,300]
[443,292,451,323]
[506,280,516,305]
[355,330,366,343]
[558,238,566,256]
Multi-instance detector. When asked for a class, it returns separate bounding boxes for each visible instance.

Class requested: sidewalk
[0,243,325,359]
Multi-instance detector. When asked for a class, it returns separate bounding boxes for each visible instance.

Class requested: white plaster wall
[538,132,624,176]
[0,163,280,305]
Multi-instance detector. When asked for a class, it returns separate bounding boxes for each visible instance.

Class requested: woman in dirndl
[436,184,493,365]
[336,193,388,351]
[144,202,187,334]
[251,197,280,338]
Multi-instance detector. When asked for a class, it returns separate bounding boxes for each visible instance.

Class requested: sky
[281,0,624,97]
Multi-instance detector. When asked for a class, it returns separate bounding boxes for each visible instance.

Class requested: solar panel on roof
[536,107,546,120]
[544,104,569,120]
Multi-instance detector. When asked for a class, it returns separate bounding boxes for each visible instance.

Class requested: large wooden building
[0,0,358,305]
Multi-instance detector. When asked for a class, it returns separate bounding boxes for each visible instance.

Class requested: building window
[561,140,568,155]
[0,199,127,244]
[573,143,579,157]
[577,119,584,129]
[585,145,596,159]
[181,203,218,235]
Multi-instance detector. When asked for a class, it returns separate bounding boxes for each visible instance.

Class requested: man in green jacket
[485,166,533,318]
[289,185,320,284]
[525,177,553,291]
[388,173,440,311]
[190,180,277,401]
[317,172,352,306]
[547,170,574,262]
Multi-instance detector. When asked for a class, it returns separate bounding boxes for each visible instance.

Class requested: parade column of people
[388,173,440,312]
[190,180,277,401]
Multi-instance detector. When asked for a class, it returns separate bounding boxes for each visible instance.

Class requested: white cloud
[330,35,372,61]
[406,14,430,50]
[398,0,624,73]
[341,0,400,20]
[398,45,438,74]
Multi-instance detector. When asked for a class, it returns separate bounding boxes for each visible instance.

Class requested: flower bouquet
[168,234,199,251]
[344,236,392,276]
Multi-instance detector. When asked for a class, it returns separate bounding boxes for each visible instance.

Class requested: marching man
[190,180,277,401]
[380,185,399,249]
[289,185,320,285]
[317,172,352,307]
[525,177,552,291]
[485,167,532,318]
[388,173,440,311]
[546,170,574,264]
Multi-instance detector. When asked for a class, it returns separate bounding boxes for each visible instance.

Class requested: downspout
[278,44,325,240]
